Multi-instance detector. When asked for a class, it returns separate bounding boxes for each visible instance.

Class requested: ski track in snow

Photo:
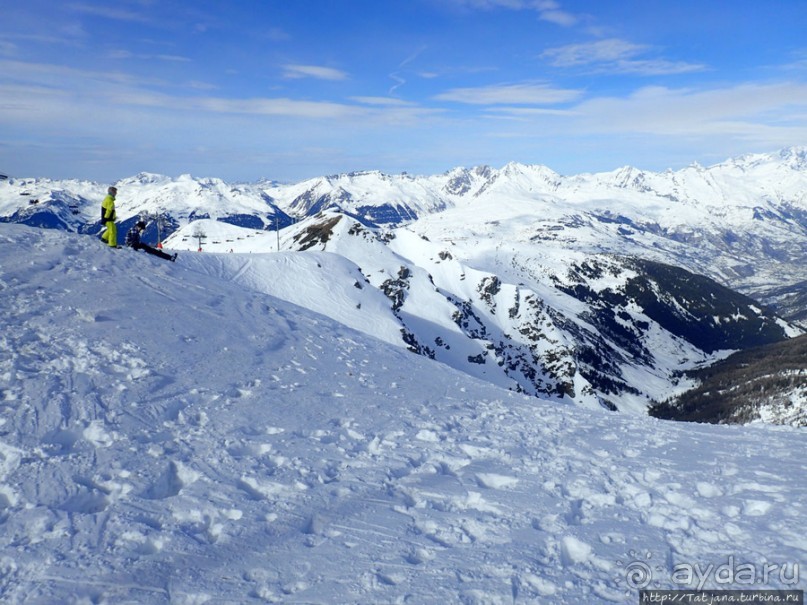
[0,224,805,604]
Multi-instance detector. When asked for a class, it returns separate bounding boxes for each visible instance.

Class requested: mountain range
[2,148,805,423]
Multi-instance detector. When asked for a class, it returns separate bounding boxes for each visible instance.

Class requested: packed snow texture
[0,224,804,604]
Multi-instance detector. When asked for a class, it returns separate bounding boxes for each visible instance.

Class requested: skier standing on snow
[100,186,118,247]
[125,220,177,262]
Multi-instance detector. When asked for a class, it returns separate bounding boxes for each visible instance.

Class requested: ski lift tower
[191,224,207,252]
[140,211,170,248]
[155,211,165,248]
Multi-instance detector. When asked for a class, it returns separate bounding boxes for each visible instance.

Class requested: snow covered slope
[163,213,799,416]
[1,223,804,604]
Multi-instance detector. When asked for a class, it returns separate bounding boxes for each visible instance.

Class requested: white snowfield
[0,224,804,604]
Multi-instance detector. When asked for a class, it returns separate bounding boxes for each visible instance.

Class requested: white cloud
[779,49,807,72]
[0,58,446,127]
[67,2,152,23]
[444,0,525,9]
[486,106,578,117]
[531,0,577,26]
[437,0,578,26]
[612,59,706,76]
[192,97,359,119]
[564,82,807,142]
[282,64,348,81]
[264,27,291,42]
[541,38,706,75]
[0,58,166,89]
[186,80,218,91]
[435,82,582,105]
[433,81,807,165]
[541,38,647,66]
[0,39,17,56]
[352,96,416,107]
[538,10,576,26]
[108,49,191,62]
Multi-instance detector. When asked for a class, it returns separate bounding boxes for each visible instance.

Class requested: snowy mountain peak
[121,172,172,186]
[608,165,648,189]
[716,146,807,173]
[442,165,496,197]
[499,161,561,182]
[778,145,807,169]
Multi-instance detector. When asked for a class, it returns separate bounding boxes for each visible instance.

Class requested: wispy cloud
[68,2,152,23]
[426,80,807,164]
[457,81,807,174]
[264,27,291,42]
[611,60,707,76]
[186,80,218,91]
[0,39,17,56]
[577,82,807,129]
[541,38,706,75]
[439,0,578,26]
[352,96,416,107]
[435,82,582,105]
[486,106,578,118]
[282,64,348,81]
[146,94,441,124]
[191,97,359,119]
[0,58,438,127]
[532,0,578,26]
[0,30,86,50]
[0,58,167,89]
[779,49,807,72]
[0,59,350,119]
[108,49,191,62]
[442,0,528,9]
[542,38,647,66]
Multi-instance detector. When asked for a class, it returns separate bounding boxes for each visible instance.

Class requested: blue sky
[2,0,806,183]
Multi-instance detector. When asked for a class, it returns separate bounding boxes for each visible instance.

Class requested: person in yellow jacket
[100,186,118,247]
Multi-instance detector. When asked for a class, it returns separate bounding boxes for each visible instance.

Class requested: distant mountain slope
[650,334,807,426]
[552,257,791,353]
[756,280,807,325]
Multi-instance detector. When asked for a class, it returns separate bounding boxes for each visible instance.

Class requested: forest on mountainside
[650,334,807,425]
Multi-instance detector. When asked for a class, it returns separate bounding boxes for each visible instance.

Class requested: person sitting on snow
[125,220,177,262]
